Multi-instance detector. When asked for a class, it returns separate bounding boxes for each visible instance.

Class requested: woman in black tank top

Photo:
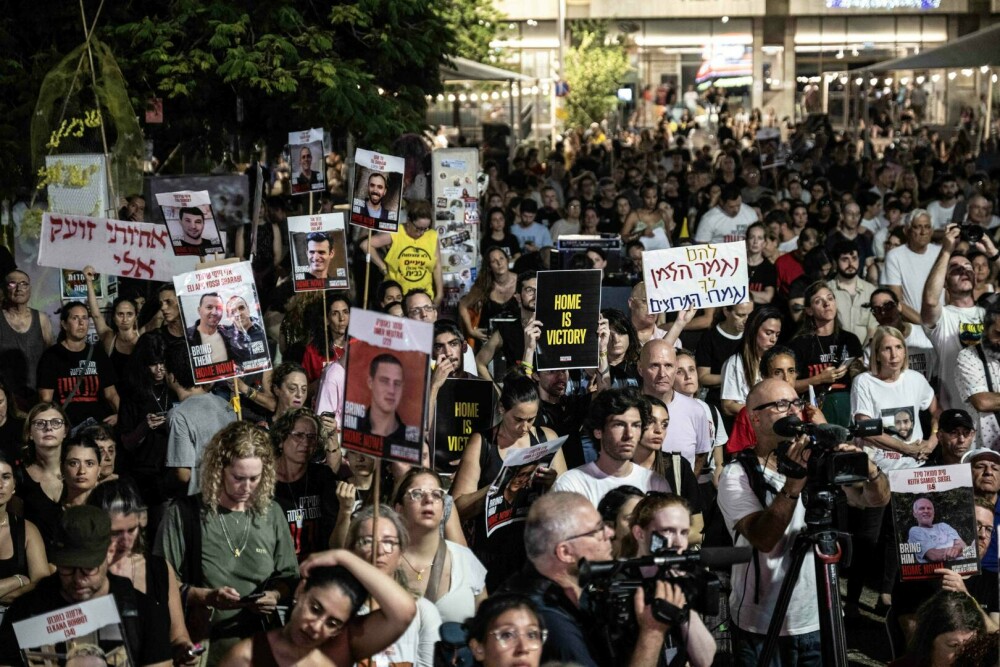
[451,375,568,590]
[0,452,48,606]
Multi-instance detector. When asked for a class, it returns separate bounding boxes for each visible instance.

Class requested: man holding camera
[501,491,707,667]
[718,378,889,666]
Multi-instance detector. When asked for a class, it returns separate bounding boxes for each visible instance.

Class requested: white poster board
[643,241,749,313]
[13,595,133,665]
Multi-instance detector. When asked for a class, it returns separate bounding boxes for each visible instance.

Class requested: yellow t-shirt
[384,228,439,298]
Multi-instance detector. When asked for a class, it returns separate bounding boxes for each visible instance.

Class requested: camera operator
[500,491,696,667]
[718,378,890,666]
[623,493,717,666]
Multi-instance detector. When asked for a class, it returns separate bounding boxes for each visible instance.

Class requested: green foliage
[434,0,505,63]
[563,22,631,130]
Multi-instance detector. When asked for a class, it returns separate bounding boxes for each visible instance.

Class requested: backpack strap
[174,494,204,588]
[734,450,780,605]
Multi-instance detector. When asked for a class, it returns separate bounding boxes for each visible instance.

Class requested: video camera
[773,416,879,485]
[577,547,750,661]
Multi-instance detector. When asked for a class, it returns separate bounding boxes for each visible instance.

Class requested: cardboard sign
[643,241,749,314]
[888,464,980,581]
[13,595,134,666]
[289,128,326,195]
[155,190,225,257]
[533,269,602,371]
[174,261,271,384]
[39,213,200,282]
[350,148,405,232]
[341,309,432,464]
[433,378,495,471]
[485,435,566,537]
[287,212,350,292]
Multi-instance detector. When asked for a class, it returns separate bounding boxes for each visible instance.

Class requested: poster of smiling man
[287,212,350,292]
[156,190,225,257]
[350,148,404,232]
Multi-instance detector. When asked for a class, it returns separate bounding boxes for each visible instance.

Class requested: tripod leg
[814,538,849,666]
[757,537,814,667]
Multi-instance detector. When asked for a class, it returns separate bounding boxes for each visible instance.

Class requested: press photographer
[500,491,704,667]
[718,378,890,666]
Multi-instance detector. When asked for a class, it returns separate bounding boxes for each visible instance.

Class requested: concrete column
[752,18,765,110]
[777,19,797,121]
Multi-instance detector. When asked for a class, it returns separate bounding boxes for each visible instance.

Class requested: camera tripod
[757,486,852,667]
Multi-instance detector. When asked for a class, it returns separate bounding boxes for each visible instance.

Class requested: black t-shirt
[696,325,743,405]
[36,343,117,425]
[747,260,778,297]
[274,463,340,562]
[788,330,864,394]
[892,570,998,616]
[480,232,521,260]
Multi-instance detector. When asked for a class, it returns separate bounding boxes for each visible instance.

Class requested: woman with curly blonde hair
[155,421,298,665]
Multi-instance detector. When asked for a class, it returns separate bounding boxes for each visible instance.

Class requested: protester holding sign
[350,149,405,231]
[361,200,444,305]
[532,269,602,371]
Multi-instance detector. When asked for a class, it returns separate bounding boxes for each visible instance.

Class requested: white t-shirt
[434,542,488,624]
[552,461,671,508]
[860,215,886,236]
[718,462,819,636]
[778,236,798,254]
[861,325,937,383]
[926,200,958,229]
[358,596,441,667]
[693,204,758,244]
[698,399,729,483]
[720,354,751,404]
[882,243,942,313]
[956,344,1000,449]
[925,304,984,410]
[663,392,713,468]
[850,370,934,471]
[909,523,964,563]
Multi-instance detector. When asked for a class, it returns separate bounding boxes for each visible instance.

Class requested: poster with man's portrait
[485,436,566,537]
[173,261,271,384]
[287,212,350,292]
[888,465,980,581]
[289,128,326,195]
[341,309,431,465]
[350,148,405,232]
[155,190,225,257]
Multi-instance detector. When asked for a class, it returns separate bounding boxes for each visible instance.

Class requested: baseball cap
[50,505,112,569]
[939,409,975,432]
[961,448,1000,465]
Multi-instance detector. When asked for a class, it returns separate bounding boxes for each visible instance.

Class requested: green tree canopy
[563,22,631,130]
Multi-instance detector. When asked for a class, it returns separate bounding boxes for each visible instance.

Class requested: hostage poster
[485,435,566,537]
[174,261,271,384]
[155,190,225,257]
[533,269,602,371]
[289,128,326,195]
[349,148,404,232]
[341,309,432,465]
[12,595,135,666]
[433,378,495,471]
[888,464,980,581]
[287,212,350,292]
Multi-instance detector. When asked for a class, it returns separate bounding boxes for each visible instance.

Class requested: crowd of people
[0,119,999,667]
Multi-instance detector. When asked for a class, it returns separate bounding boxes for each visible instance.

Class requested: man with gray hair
[500,491,714,667]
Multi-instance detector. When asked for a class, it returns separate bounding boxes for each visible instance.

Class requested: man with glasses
[867,287,936,382]
[0,269,53,405]
[0,505,173,666]
[554,389,671,508]
[501,491,693,667]
[718,378,889,666]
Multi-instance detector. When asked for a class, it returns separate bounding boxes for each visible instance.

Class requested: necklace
[0,513,7,529]
[151,385,168,413]
[219,512,250,558]
[401,553,430,581]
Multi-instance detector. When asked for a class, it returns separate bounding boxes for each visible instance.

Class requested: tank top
[0,309,44,392]
[0,513,27,579]
[109,334,131,389]
[473,426,548,591]
[384,228,439,298]
[249,632,281,667]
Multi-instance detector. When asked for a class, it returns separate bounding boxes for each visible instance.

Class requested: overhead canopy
[440,56,536,83]
[858,23,1000,72]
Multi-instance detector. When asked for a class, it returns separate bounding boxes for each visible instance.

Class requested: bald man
[638,339,711,476]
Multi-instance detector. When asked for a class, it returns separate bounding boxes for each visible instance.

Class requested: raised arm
[922,226,959,327]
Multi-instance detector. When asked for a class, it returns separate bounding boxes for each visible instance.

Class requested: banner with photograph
[341,309,432,465]
[173,261,271,384]
[350,149,404,232]
[156,190,225,257]
[13,595,134,666]
[146,174,249,229]
[433,378,495,471]
[757,127,788,170]
[888,464,980,581]
[485,435,566,537]
[60,269,116,305]
[287,212,350,292]
[533,269,602,371]
[289,128,326,195]
[643,241,749,314]
[39,213,201,282]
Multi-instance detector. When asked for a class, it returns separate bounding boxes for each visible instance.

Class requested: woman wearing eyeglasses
[271,408,339,562]
[220,551,418,667]
[15,403,71,546]
[849,324,939,616]
[346,506,442,667]
[392,467,487,623]
[466,594,547,667]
